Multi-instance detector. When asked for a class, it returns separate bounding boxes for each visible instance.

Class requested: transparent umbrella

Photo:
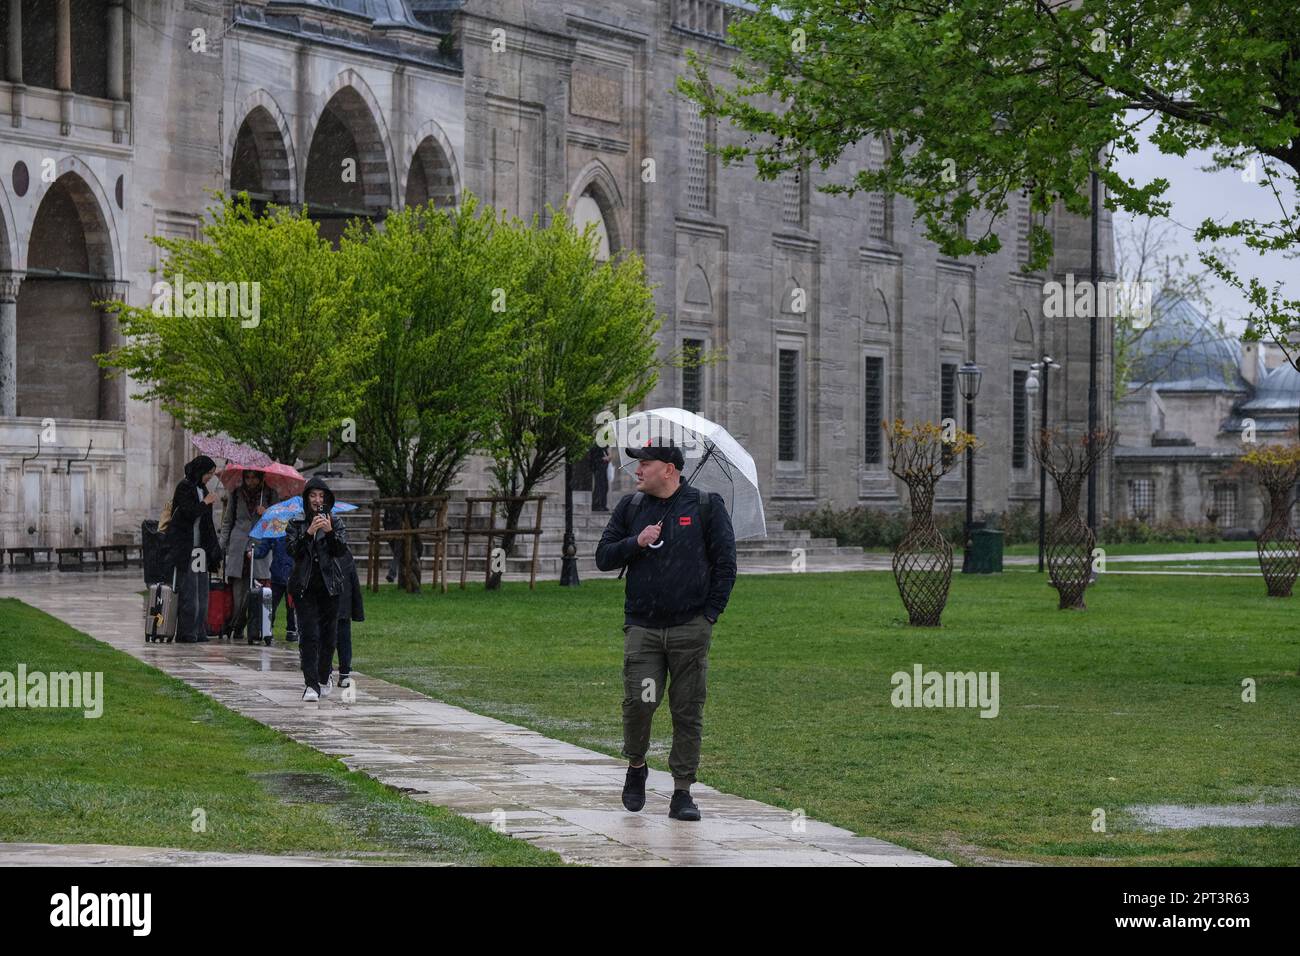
[608,407,766,540]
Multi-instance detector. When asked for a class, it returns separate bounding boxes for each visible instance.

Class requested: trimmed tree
[338,196,519,590]
[98,196,381,465]
[482,205,660,576]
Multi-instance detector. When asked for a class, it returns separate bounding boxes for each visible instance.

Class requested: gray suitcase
[249,584,273,645]
[144,572,177,643]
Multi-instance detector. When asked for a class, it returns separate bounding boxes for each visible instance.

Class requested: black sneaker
[621,764,648,812]
[668,789,700,821]
[195,635,210,643]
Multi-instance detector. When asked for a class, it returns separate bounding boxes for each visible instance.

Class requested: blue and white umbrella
[250,495,358,539]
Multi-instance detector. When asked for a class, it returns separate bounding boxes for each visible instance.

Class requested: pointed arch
[301,69,397,213]
[403,118,460,209]
[32,159,120,277]
[942,297,964,337]
[225,89,299,208]
[866,287,891,329]
[567,159,625,257]
[683,264,712,312]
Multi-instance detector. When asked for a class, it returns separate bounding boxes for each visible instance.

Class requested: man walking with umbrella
[595,437,736,822]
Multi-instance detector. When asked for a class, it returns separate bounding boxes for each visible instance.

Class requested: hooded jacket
[164,455,222,577]
[284,475,350,597]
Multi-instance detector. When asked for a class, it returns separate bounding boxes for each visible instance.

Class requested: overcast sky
[1111,114,1296,339]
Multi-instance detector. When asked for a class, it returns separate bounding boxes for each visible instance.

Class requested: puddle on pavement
[252,772,487,859]
[1127,803,1300,829]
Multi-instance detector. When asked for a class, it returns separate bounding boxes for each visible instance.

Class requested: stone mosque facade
[0,0,1113,552]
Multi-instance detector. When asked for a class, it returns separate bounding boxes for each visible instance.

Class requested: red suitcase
[207,576,233,636]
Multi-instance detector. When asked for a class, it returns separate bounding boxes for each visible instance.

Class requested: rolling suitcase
[207,574,233,637]
[249,581,273,645]
[141,519,169,586]
[144,570,178,643]
[245,543,274,645]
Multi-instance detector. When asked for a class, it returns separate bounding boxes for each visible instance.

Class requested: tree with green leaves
[680,0,1298,348]
[338,196,519,589]
[482,205,660,563]
[98,196,382,465]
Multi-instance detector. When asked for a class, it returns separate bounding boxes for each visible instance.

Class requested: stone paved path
[0,570,946,867]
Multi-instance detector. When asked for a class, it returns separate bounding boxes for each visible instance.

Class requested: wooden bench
[56,547,101,571]
[6,546,54,571]
[98,544,136,569]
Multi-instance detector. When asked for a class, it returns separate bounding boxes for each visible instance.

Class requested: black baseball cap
[624,440,685,471]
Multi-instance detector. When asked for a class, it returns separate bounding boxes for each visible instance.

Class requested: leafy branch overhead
[680,0,1299,340]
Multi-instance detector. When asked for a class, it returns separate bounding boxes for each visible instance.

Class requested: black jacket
[285,476,350,598]
[164,477,221,577]
[595,482,737,628]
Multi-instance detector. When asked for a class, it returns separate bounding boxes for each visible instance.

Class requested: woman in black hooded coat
[285,475,349,700]
[166,455,223,643]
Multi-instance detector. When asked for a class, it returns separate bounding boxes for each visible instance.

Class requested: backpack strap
[616,493,646,580]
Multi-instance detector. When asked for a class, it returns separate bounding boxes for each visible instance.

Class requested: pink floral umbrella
[218,461,306,498]
[191,434,272,468]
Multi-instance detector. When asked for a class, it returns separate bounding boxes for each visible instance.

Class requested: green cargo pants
[622,613,713,791]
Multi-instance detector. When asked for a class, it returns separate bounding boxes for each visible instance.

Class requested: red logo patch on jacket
[679,516,692,526]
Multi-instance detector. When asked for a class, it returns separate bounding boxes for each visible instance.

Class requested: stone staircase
[301,459,872,581]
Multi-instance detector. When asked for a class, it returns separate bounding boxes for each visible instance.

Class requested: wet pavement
[0,570,947,867]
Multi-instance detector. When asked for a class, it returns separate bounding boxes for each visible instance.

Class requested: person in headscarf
[166,455,223,643]
[284,475,350,701]
[219,468,277,643]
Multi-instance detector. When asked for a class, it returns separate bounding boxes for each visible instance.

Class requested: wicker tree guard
[1031,428,1116,610]
[885,419,976,627]
[1239,444,1300,598]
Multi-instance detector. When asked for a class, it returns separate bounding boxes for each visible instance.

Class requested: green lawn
[351,572,1300,866]
[0,599,561,866]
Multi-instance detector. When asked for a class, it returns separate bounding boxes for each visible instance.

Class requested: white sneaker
[339,675,353,689]
[320,677,333,698]
[302,687,319,702]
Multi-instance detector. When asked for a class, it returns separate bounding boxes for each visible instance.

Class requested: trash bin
[969,528,1004,574]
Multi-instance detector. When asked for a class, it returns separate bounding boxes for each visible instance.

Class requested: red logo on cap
[679,516,692,526]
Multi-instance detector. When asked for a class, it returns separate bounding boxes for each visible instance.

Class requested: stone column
[0,271,23,417]
[107,0,126,143]
[56,0,71,134]
[91,280,128,422]
[7,0,23,128]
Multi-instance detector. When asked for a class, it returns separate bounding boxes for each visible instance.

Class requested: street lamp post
[560,454,580,586]
[1025,355,1061,572]
[957,362,982,573]
[1087,168,1100,533]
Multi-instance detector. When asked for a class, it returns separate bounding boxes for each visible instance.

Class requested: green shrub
[783,502,1223,549]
